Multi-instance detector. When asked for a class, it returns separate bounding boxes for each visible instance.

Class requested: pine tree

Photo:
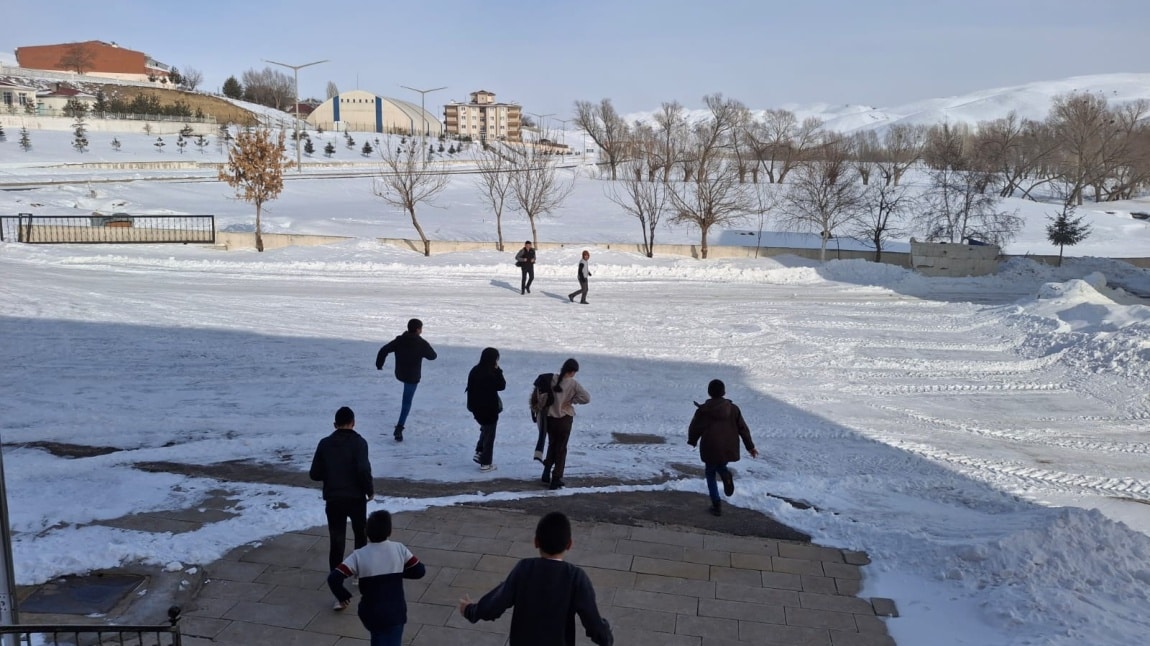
[111,137,121,151]
[1046,203,1092,267]
[324,141,335,157]
[180,124,194,137]
[154,137,166,153]
[176,134,188,154]
[194,134,208,154]
[19,127,31,151]
[72,116,89,153]
[304,137,315,155]
[0,123,6,141]
[448,144,455,154]
[222,76,243,99]
[361,141,374,156]
[346,136,356,150]
[438,143,444,153]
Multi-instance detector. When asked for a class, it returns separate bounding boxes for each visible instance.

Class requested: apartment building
[443,90,521,143]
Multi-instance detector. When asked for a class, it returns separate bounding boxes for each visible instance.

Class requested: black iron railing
[0,606,182,645]
[0,215,215,245]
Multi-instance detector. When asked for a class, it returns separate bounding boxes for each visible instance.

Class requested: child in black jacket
[458,511,613,646]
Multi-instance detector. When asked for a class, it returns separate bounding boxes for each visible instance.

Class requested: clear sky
[5,0,1147,118]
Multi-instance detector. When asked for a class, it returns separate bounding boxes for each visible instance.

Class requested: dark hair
[407,318,423,333]
[556,358,580,392]
[479,347,500,367]
[535,511,571,555]
[366,510,392,542]
[525,240,532,245]
[708,379,726,398]
[334,406,355,427]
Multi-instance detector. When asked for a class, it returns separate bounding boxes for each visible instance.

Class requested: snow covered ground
[2,126,1150,646]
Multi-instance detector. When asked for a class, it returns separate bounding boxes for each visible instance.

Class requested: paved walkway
[177,500,897,646]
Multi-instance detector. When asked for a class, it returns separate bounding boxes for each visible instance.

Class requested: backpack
[528,373,555,422]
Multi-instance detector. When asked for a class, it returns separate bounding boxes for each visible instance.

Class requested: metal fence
[0,606,182,645]
[0,215,216,245]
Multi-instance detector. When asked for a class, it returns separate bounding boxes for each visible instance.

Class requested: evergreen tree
[448,144,455,154]
[168,67,184,87]
[63,98,88,119]
[346,136,356,150]
[428,143,435,156]
[1046,203,1092,267]
[304,137,315,155]
[93,90,108,115]
[222,76,243,99]
[361,141,374,156]
[0,123,6,141]
[154,137,166,153]
[180,124,194,137]
[324,141,335,157]
[176,134,188,154]
[438,142,444,153]
[194,134,208,154]
[19,127,31,151]
[111,137,121,151]
[72,116,89,153]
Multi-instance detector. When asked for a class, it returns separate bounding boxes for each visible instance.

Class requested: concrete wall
[0,113,215,135]
[910,241,1002,277]
[214,231,354,251]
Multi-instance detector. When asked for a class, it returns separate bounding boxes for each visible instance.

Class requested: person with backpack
[687,379,758,516]
[567,250,591,304]
[375,318,437,442]
[532,358,590,490]
[515,240,536,295]
[466,347,506,472]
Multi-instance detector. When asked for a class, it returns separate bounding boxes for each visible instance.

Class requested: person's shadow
[490,279,521,293]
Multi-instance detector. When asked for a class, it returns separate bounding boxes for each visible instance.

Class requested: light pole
[400,85,446,163]
[554,117,571,149]
[0,430,18,639]
[265,58,328,173]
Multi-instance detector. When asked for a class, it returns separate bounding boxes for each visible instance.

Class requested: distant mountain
[626,73,1150,134]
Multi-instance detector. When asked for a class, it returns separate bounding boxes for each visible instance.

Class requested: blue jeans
[705,463,730,505]
[397,381,418,427]
[370,624,403,646]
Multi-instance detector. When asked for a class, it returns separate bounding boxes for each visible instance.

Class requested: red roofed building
[15,41,171,82]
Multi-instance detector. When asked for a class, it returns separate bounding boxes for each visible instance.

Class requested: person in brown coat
[687,379,757,516]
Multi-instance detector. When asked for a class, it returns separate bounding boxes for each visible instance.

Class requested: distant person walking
[567,250,591,304]
[515,240,536,295]
[687,379,758,517]
[538,358,590,490]
[376,318,437,442]
[328,509,426,644]
[457,511,614,646]
[310,406,374,608]
[467,347,506,472]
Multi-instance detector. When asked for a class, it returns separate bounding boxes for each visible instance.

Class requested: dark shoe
[709,502,722,517]
[548,479,565,490]
[521,288,525,295]
[568,294,575,302]
[394,425,404,442]
[473,453,481,464]
[526,287,531,293]
[580,300,588,304]
[721,470,735,497]
[541,466,551,484]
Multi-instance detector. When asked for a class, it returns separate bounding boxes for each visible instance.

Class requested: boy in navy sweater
[458,511,613,646]
[328,510,426,646]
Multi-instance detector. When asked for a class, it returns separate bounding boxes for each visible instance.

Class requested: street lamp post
[400,85,446,163]
[554,117,571,149]
[265,58,328,173]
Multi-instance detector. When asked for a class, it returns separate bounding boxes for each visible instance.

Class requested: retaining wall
[910,241,1002,277]
[0,114,215,135]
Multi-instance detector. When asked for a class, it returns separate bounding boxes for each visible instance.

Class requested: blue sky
[5,0,1147,118]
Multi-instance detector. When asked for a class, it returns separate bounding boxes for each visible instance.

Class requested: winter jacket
[544,374,590,419]
[375,331,437,384]
[577,259,591,282]
[463,557,613,646]
[687,397,755,465]
[309,429,374,501]
[328,540,426,631]
[467,360,507,425]
[515,247,536,266]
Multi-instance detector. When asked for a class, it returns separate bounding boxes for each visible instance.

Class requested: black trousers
[520,265,534,292]
[568,279,588,303]
[325,497,367,571]
[543,415,574,480]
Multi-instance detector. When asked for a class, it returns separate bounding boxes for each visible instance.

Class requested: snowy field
[2,124,1150,646]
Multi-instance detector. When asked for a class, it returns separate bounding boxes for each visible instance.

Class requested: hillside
[93,85,261,126]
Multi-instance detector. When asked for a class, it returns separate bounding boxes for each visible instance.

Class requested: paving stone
[630,526,706,549]
[835,578,862,596]
[801,575,839,595]
[586,521,634,540]
[447,568,507,591]
[260,584,333,609]
[598,604,676,632]
[506,540,541,558]
[413,623,508,644]
[254,564,328,589]
[778,543,844,563]
[582,565,639,590]
[617,538,686,560]
[703,535,780,555]
[799,592,876,615]
[739,619,831,645]
[829,629,897,646]
[683,547,731,567]
[410,546,482,569]
[96,514,204,534]
[715,582,799,608]
[823,562,862,580]
[852,613,890,634]
[238,544,316,568]
[870,598,899,617]
[709,565,766,587]
[634,573,716,599]
[454,536,514,555]
[699,597,785,624]
[180,615,231,639]
[730,551,774,571]
[206,560,269,584]
[405,531,464,550]
[212,620,340,646]
[197,578,275,602]
[772,556,826,577]
[675,613,740,641]
[304,607,369,638]
[762,570,805,591]
[333,636,370,646]
[610,626,702,645]
[842,551,871,566]
[632,555,710,580]
[613,588,700,615]
[407,600,455,627]
[474,553,520,573]
[223,599,319,630]
[567,549,633,571]
[785,606,858,632]
[260,532,323,552]
[184,595,238,619]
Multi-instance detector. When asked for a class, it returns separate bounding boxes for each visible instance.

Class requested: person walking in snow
[467,347,506,471]
[539,358,590,490]
[567,250,591,304]
[687,379,758,517]
[310,406,374,608]
[375,318,437,442]
[515,240,536,295]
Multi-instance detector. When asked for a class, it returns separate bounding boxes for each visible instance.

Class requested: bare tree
[748,109,824,184]
[58,43,95,74]
[509,146,575,244]
[918,166,1022,246]
[241,67,295,111]
[374,144,450,256]
[474,149,515,251]
[218,129,293,252]
[573,98,630,179]
[875,123,926,186]
[326,81,340,100]
[180,67,204,91]
[780,137,865,262]
[607,158,668,257]
[855,180,916,263]
[652,101,688,181]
